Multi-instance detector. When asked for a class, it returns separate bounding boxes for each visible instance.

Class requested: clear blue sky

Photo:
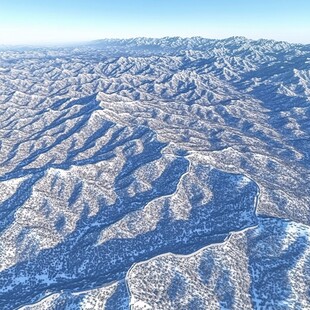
[0,0,309,45]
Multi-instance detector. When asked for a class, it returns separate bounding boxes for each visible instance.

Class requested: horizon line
[0,35,309,48]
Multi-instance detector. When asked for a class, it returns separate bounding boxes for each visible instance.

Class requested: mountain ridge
[0,36,309,309]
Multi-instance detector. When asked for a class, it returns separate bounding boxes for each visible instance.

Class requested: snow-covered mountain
[0,37,309,309]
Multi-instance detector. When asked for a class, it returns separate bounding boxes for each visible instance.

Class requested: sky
[0,0,309,45]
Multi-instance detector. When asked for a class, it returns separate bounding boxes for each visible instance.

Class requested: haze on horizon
[0,0,309,45]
